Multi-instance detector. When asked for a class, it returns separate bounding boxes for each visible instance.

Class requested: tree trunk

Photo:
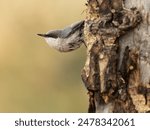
[81,0,150,113]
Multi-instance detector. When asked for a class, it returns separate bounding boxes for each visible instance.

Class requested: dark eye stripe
[45,33,58,38]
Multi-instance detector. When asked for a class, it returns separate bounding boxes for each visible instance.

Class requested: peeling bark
[81,0,150,113]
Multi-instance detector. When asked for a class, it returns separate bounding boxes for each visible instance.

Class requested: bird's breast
[44,31,83,52]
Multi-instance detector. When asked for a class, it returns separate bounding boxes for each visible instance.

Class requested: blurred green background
[0,0,88,112]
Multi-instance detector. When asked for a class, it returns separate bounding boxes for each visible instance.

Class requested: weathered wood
[81,0,150,113]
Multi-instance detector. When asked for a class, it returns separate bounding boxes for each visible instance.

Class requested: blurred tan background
[0,0,88,112]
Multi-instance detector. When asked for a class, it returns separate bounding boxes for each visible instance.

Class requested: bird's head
[37,30,62,39]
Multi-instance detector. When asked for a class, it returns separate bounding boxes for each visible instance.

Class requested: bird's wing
[61,20,84,38]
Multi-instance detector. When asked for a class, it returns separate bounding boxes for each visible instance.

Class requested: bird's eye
[48,34,58,38]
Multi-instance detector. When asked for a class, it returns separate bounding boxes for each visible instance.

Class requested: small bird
[37,20,85,52]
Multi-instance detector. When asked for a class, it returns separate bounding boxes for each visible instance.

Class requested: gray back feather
[62,20,84,38]
[44,20,84,38]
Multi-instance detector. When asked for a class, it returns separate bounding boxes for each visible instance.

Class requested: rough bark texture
[81,0,150,113]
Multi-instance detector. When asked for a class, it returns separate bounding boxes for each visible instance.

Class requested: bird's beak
[37,34,46,37]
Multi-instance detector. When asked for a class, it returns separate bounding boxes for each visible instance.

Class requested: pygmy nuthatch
[37,20,85,52]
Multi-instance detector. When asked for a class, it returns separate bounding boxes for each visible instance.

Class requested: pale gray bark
[119,0,150,112]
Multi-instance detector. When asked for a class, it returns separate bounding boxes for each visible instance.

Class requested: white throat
[45,37,59,48]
